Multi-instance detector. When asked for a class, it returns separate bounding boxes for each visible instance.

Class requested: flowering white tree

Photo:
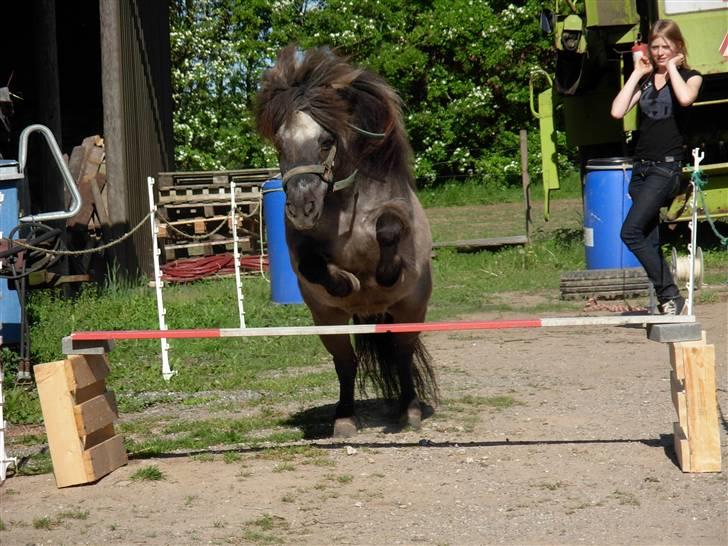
[170,0,568,186]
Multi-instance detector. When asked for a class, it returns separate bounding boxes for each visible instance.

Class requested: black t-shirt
[633,68,701,162]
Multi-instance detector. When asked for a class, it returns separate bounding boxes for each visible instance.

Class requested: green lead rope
[691,169,728,248]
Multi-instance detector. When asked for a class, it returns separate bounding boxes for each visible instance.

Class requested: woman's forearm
[611,71,643,119]
[667,66,701,106]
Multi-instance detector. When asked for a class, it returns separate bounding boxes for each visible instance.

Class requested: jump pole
[65,314,697,342]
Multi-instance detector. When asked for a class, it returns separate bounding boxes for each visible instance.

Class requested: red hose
[161,253,268,283]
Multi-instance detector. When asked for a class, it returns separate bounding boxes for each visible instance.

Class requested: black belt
[634,158,681,166]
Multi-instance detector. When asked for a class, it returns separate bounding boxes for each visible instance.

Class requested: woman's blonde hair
[649,19,690,68]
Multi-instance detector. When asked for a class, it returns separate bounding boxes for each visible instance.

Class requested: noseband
[281,122,385,192]
[282,142,358,192]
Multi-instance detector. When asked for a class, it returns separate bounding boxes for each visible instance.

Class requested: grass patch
[17,451,53,476]
[449,394,523,411]
[57,508,89,520]
[130,465,165,482]
[242,514,289,544]
[611,489,640,506]
[8,433,46,446]
[273,462,296,473]
[533,481,567,491]
[3,388,42,425]
[33,516,53,530]
[223,451,242,464]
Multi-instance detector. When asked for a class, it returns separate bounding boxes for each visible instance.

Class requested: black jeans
[620,160,682,303]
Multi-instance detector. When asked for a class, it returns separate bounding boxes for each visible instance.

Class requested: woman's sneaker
[659,296,687,315]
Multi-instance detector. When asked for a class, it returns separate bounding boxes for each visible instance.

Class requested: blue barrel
[262,179,303,304]
[583,158,641,270]
[0,160,23,343]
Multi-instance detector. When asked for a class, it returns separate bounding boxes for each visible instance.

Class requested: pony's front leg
[319,333,358,437]
[375,212,404,287]
[297,245,360,297]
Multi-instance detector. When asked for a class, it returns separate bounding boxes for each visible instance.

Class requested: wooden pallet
[34,354,127,487]
[157,167,280,189]
[163,237,253,261]
[560,268,650,300]
[156,169,269,262]
[158,184,262,205]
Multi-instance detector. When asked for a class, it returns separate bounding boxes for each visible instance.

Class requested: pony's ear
[330,69,363,90]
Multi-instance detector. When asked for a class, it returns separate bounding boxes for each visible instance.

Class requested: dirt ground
[2,297,726,545]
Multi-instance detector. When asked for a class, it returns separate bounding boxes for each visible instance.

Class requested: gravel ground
[1,299,726,545]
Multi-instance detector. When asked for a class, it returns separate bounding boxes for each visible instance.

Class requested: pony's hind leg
[323,334,358,438]
[394,334,423,430]
[375,212,404,287]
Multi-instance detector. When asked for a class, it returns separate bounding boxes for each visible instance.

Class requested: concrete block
[647,322,703,343]
[62,337,115,355]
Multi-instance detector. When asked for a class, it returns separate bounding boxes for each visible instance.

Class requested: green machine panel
[659,3,728,75]
[585,0,639,27]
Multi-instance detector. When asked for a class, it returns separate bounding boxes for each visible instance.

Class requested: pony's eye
[320,137,334,150]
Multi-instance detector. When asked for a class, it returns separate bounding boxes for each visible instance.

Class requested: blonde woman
[611,19,702,315]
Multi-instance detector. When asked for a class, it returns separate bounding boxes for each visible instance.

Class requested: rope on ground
[155,212,230,240]
[161,254,268,283]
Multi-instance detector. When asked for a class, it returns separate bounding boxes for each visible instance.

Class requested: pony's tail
[353,315,439,406]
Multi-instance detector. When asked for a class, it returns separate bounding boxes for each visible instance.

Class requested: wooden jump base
[66,314,696,341]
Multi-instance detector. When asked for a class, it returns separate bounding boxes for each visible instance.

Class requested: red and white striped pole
[67,315,694,342]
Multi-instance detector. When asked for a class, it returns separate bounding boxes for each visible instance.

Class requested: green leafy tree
[170,0,566,187]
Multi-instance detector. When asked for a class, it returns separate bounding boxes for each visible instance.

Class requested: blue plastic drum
[583,158,641,270]
[262,179,304,304]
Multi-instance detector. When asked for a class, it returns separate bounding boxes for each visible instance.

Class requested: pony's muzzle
[284,177,325,230]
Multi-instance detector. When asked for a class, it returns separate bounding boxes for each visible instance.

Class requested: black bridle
[281,122,385,192]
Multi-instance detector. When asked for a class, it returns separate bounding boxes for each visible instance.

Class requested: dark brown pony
[256,46,437,437]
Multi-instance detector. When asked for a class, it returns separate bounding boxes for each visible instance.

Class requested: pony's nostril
[286,203,296,217]
[304,201,315,216]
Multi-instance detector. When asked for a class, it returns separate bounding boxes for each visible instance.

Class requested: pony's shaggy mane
[256,46,414,184]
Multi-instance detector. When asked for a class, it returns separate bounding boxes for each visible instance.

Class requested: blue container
[0,160,23,343]
[262,179,303,304]
[583,158,641,270]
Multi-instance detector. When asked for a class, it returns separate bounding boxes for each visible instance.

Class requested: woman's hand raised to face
[667,53,685,71]
[635,55,654,77]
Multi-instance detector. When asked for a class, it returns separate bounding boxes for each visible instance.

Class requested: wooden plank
[670,342,686,380]
[34,360,87,488]
[682,343,721,472]
[74,391,119,436]
[82,423,116,451]
[90,177,111,229]
[74,381,108,405]
[670,371,688,425]
[156,167,279,188]
[673,421,691,472]
[432,235,529,250]
[164,237,251,251]
[64,354,110,392]
[82,434,128,482]
[67,177,96,227]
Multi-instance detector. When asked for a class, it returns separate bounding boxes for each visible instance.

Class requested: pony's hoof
[402,400,422,430]
[333,417,358,438]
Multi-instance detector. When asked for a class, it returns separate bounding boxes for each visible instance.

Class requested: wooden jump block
[34,354,127,487]
[669,336,721,472]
